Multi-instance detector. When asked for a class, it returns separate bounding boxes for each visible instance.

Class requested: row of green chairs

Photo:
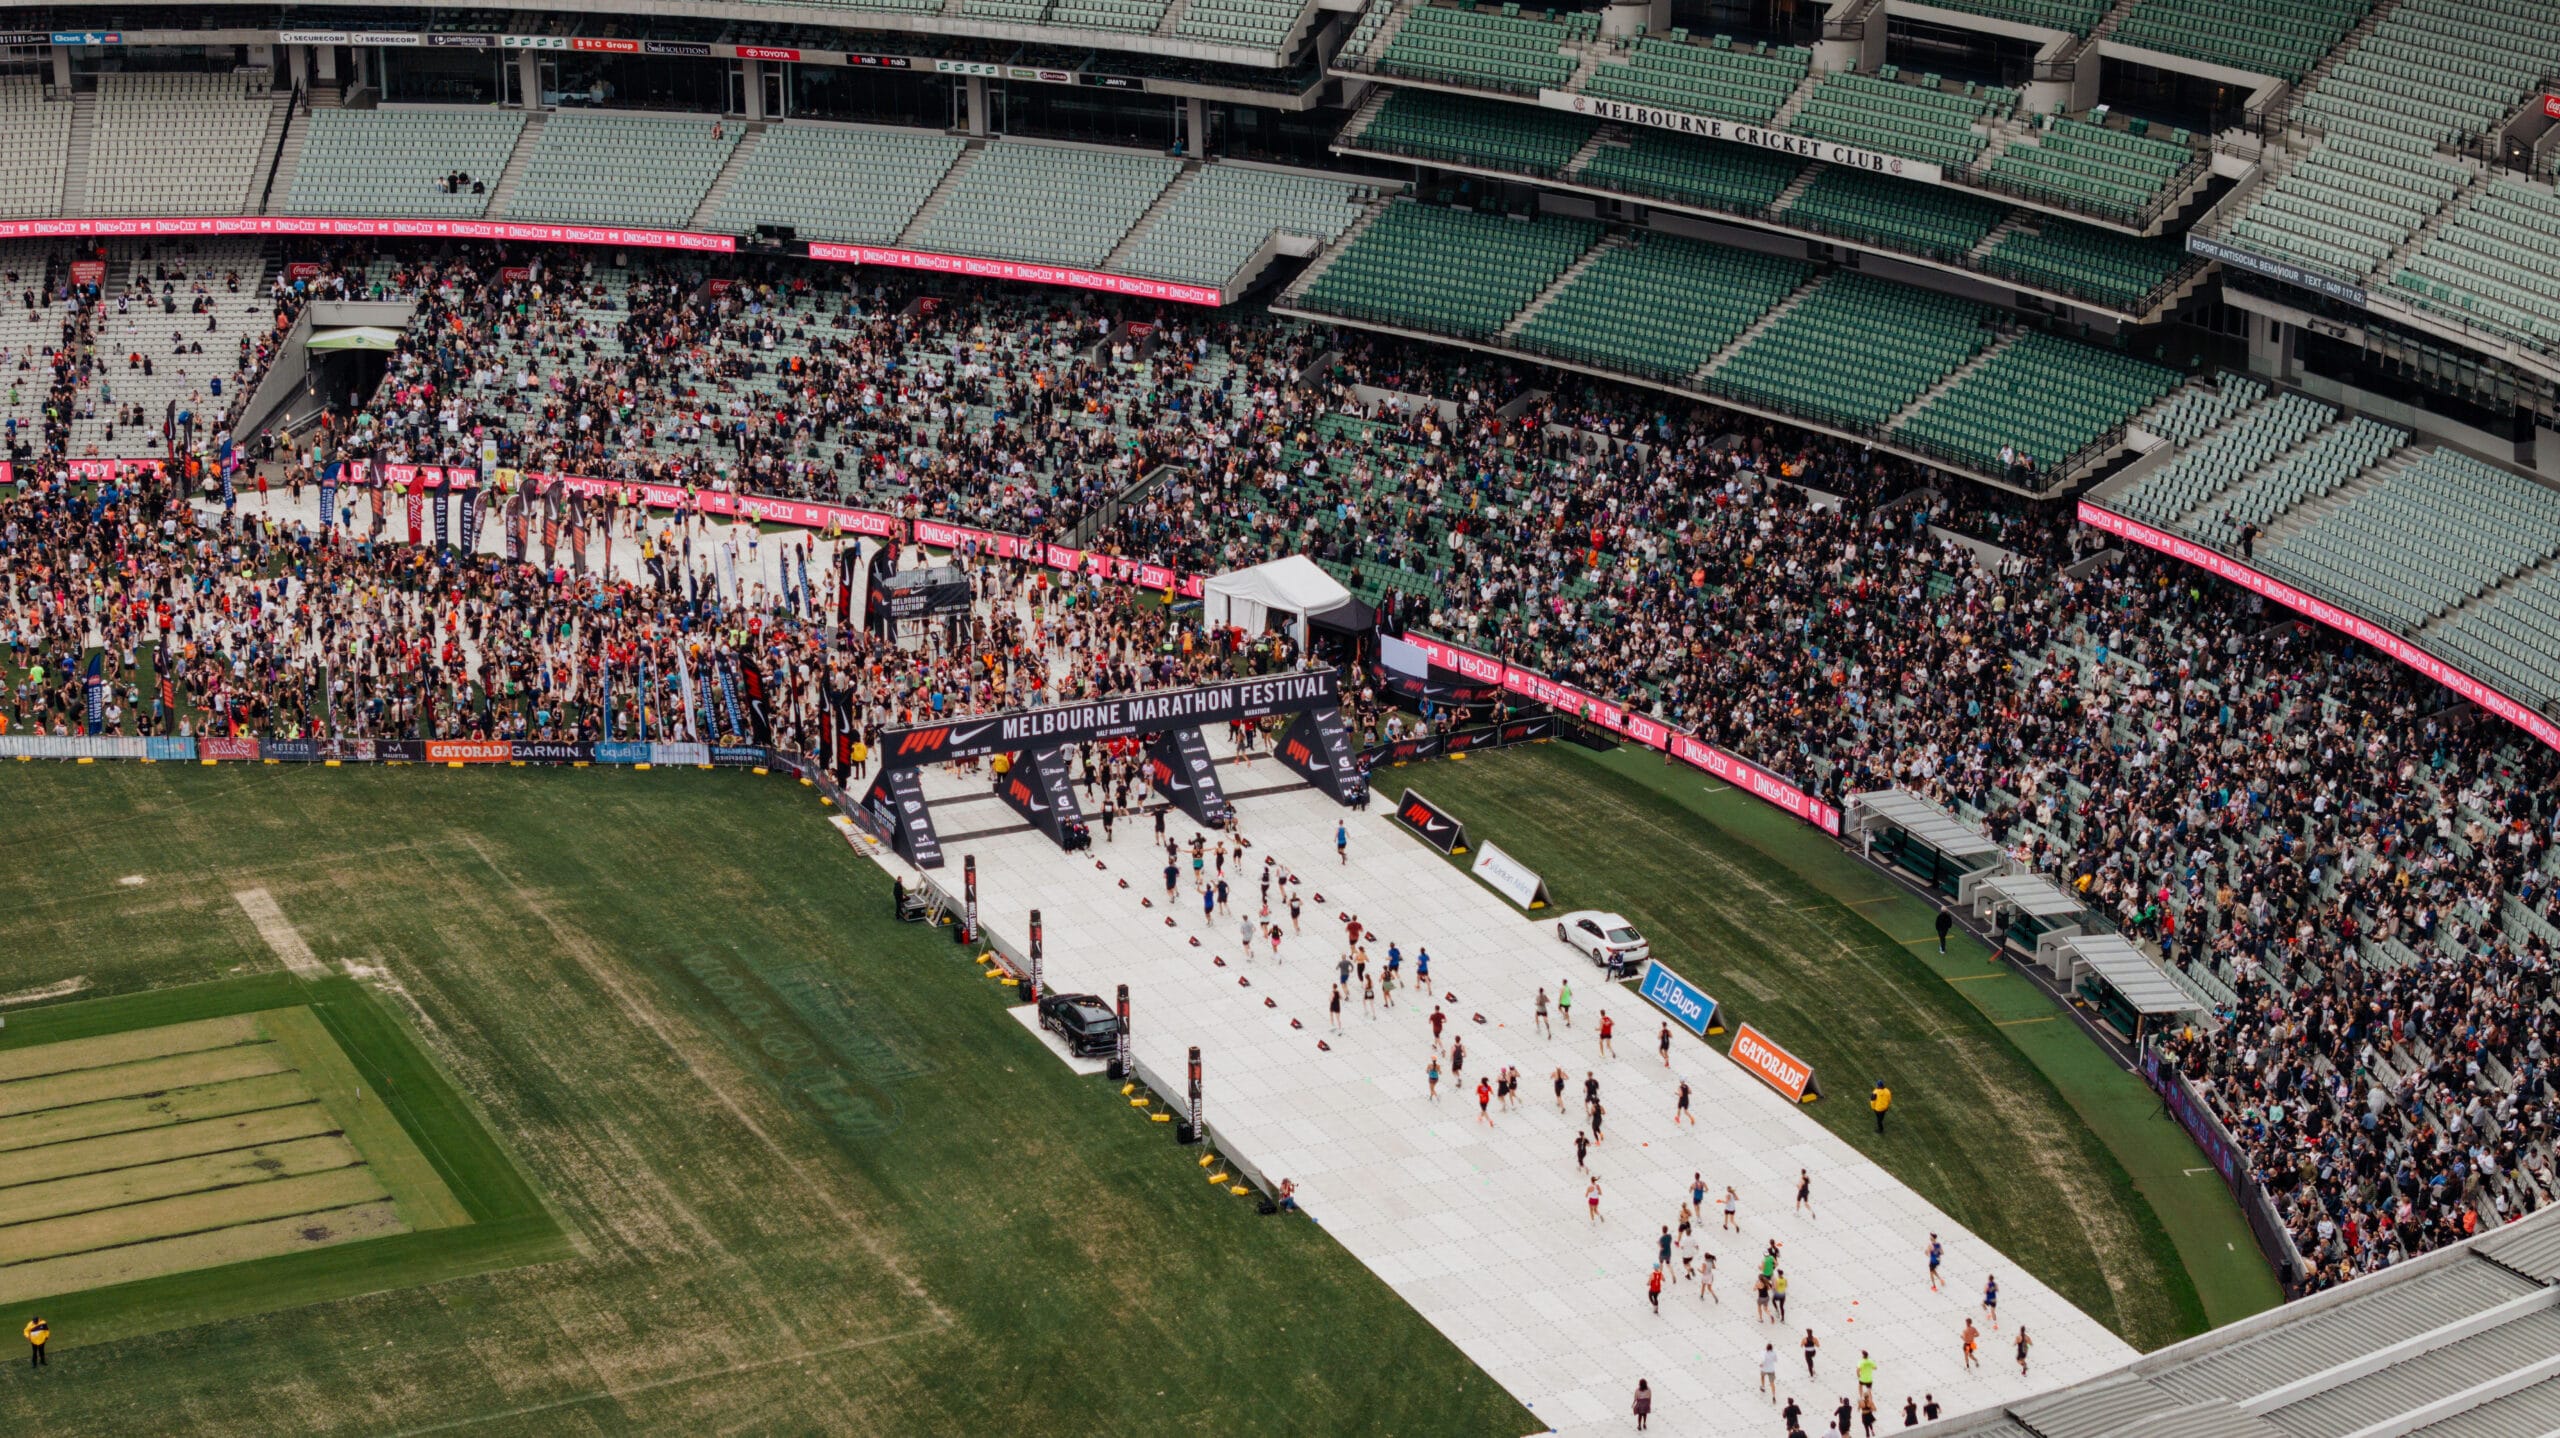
[1977,221,2194,310]
[1704,270,1996,428]
[1374,4,1580,95]
[1896,331,2180,473]
[1780,166,2004,260]
[2111,0,2372,82]
[1356,87,1596,175]
[1513,231,1810,380]
[1297,200,1600,339]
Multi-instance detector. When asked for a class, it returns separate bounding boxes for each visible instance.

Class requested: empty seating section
[1792,72,2000,170]
[1115,167,1368,287]
[1353,89,1596,175]
[2223,138,2466,281]
[1575,130,1802,214]
[2391,181,2560,354]
[89,72,274,216]
[505,113,739,227]
[1046,0,1174,32]
[711,127,963,243]
[1780,167,2005,259]
[1580,35,1811,126]
[1340,0,1394,61]
[285,110,524,218]
[960,0,1055,22]
[2108,390,2331,526]
[1179,0,1313,48]
[1988,115,2195,221]
[1912,0,2108,30]
[0,78,71,218]
[2295,0,2560,152]
[1979,220,2194,309]
[1512,232,1809,379]
[2141,374,2267,445]
[1297,200,1598,338]
[1705,272,1996,429]
[2433,568,2560,710]
[1372,4,1585,95]
[2182,415,2404,549]
[909,143,1181,268]
[1897,333,2179,473]
[2260,448,2556,628]
[2112,0,2374,82]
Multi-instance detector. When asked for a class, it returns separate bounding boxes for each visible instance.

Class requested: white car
[1557,910,1649,971]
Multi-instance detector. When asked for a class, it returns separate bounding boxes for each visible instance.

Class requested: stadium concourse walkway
[1553,745,2286,1330]
[880,738,2137,1434]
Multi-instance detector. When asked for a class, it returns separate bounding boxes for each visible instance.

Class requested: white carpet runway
[875,746,2138,1437]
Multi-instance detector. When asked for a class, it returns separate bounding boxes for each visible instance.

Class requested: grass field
[1392,741,2282,1348]
[0,980,518,1316]
[0,764,1536,1437]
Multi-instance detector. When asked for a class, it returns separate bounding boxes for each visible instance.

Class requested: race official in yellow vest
[1870,1084,1892,1135]
[25,1315,48,1367]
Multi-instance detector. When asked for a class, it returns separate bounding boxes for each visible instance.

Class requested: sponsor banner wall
[2079,501,2560,755]
[592,741,651,765]
[1637,959,1718,1037]
[199,736,263,760]
[1538,90,1943,184]
[806,243,1223,307]
[378,740,428,761]
[512,741,592,764]
[1392,787,1467,854]
[1469,840,1551,910]
[0,216,735,252]
[1730,1022,1819,1102]
[425,740,513,763]
[711,745,770,766]
[650,742,711,767]
[546,474,900,537]
[0,735,151,759]
[1396,634,1841,834]
[145,736,199,762]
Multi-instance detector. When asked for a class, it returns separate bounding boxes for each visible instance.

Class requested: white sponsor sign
[278,30,349,44]
[1538,90,1944,185]
[1470,841,1551,910]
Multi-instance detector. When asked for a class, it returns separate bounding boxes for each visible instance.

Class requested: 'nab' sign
[1637,960,1720,1037]
[1729,1022,1819,1103]
[1394,788,1467,855]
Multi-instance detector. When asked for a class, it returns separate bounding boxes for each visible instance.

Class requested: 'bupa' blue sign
[1638,959,1718,1038]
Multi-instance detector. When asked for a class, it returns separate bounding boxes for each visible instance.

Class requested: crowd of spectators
[8,239,2560,1294]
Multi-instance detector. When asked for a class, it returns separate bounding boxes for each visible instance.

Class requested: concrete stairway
[1886,331,2018,433]
[1497,232,1623,338]
[58,92,96,217]
[1102,163,1203,268]
[1694,270,1824,379]
[895,142,988,247]
[483,110,546,218]
[687,124,768,230]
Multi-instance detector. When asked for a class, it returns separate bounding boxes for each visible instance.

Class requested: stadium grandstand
[6,0,2560,1431]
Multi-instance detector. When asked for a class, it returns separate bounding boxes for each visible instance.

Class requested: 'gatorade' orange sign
[1730,1022,1819,1102]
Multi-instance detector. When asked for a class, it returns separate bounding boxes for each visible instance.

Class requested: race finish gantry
[862,669,1365,868]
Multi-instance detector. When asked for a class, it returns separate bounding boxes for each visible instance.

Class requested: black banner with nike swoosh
[1274,705,1367,807]
[996,746,1089,851]
[1393,787,1468,855]
[1146,727,1232,830]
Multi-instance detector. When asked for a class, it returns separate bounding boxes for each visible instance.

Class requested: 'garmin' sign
[1539,91,1944,185]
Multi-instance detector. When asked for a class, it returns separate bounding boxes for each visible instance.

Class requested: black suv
[1038,992,1120,1057]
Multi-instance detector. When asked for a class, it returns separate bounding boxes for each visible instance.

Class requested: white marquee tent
[1200,555,1354,647]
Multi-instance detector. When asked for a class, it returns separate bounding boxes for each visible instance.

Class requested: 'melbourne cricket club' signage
[1539,90,1944,185]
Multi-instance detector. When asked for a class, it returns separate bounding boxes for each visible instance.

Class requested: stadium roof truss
[1922,1207,2560,1438]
